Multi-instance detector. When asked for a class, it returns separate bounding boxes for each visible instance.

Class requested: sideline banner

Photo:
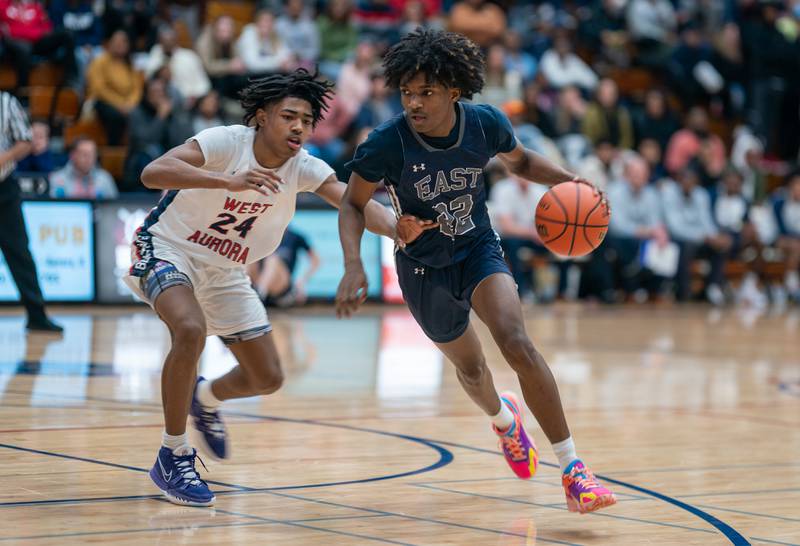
[0,201,94,302]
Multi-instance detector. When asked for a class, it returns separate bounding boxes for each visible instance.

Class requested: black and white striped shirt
[0,91,33,182]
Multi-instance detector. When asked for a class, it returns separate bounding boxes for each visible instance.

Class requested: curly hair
[382,29,486,99]
[239,68,335,128]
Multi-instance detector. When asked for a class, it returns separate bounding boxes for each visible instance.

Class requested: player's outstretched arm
[498,140,584,187]
[335,173,376,318]
[140,141,282,195]
[497,140,608,210]
[315,175,438,245]
[315,175,397,239]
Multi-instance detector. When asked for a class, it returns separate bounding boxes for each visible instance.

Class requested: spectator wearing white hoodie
[145,25,211,106]
[539,30,598,92]
[236,9,295,76]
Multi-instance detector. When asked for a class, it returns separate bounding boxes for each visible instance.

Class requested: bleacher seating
[64,118,108,147]
[28,87,81,122]
[205,1,255,33]
[0,65,17,90]
[609,67,658,101]
[99,146,128,181]
[29,64,63,87]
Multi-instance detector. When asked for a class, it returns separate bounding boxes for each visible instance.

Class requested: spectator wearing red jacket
[0,0,77,88]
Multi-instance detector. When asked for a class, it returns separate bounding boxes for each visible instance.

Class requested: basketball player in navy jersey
[336,30,616,513]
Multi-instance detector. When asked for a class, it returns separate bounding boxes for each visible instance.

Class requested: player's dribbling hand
[336,263,368,318]
[226,167,284,196]
[395,214,438,248]
[571,176,611,215]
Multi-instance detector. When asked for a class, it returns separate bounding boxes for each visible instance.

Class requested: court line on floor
[0,410,455,507]
[414,476,798,523]
[256,491,584,546]
[0,416,580,545]
[0,513,405,544]
[206,508,417,546]
[690,504,800,524]
[422,478,799,504]
[0,402,149,413]
[413,476,649,501]
[0,485,581,546]
[418,459,800,480]
[5,388,798,433]
[0,443,250,491]
[421,438,752,546]
[749,537,800,546]
[0,423,166,434]
[217,413,754,545]
[0,436,451,505]
[1,390,754,545]
[684,489,800,500]
[596,461,800,476]
[0,442,577,545]
[414,483,714,535]
[641,487,800,500]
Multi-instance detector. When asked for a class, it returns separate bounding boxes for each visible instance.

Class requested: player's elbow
[140,160,162,189]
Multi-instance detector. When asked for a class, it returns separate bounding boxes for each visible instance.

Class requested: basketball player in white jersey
[123,70,431,506]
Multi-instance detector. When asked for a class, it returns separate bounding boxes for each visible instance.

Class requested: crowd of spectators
[2,0,800,307]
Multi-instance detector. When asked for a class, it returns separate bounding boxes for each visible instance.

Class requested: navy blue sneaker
[149,446,215,506]
[190,377,229,460]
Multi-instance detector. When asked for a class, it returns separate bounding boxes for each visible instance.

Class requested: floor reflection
[0,305,797,412]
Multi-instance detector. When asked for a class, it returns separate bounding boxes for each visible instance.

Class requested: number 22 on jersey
[433,195,475,238]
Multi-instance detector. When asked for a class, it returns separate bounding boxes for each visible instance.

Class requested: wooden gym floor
[0,304,797,545]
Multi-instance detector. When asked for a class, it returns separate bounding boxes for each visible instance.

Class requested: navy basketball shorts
[395,236,512,344]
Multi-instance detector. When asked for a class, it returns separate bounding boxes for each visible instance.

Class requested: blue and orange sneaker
[492,392,539,479]
[190,377,229,460]
[150,446,215,506]
[562,460,617,513]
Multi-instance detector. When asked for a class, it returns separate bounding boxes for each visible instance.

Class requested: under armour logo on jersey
[414,267,425,275]
[412,163,426,173]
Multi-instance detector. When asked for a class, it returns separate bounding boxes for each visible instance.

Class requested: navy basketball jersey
[387,102,496,268]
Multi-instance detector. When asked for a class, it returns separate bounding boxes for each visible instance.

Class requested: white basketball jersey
[141,125,334,268]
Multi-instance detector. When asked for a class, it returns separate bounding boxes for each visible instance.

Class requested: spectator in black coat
[122,77,192,191]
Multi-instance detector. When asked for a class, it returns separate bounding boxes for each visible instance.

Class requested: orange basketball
[535,181,610,257]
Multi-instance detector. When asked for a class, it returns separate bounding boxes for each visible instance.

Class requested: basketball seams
[536,182,609,256]
[548,188,571,221]
[539,187,572,246]
[566,183,580,256]
[538,195,570,245]
[542,224,569,244]
[581,196,605,249]
[536,215,608,228]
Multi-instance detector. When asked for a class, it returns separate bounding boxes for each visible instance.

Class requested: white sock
[197,378,222,409]
[162,432,191,455]
[552,436,579,472]
[490,397,515,431]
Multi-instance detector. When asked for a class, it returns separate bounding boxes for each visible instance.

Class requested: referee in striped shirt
[0,91,62,333]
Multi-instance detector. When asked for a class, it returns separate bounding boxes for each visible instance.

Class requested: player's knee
[456,360,487,387]
[499,331,537,370]
[172,319,206,354]
[247,361,284,394]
